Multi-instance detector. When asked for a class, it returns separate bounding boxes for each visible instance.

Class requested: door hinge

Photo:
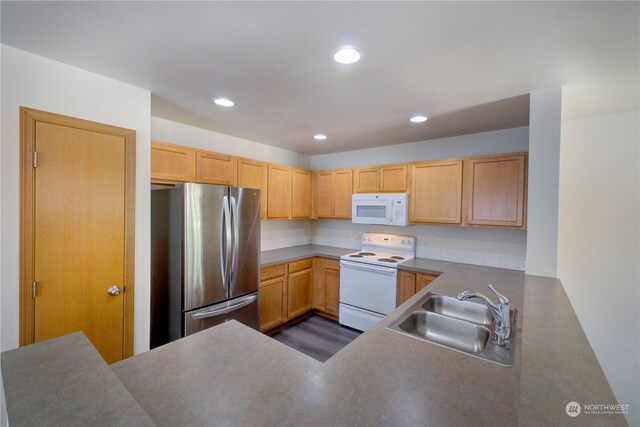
[33,151,39,168]
[32,281,37,298]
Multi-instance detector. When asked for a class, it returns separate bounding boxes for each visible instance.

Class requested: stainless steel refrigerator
[151,183,260,349]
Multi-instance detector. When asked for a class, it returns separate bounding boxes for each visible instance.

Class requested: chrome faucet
[457,285,511,346]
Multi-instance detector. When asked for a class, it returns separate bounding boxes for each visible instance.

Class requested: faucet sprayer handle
[487,284,509,306]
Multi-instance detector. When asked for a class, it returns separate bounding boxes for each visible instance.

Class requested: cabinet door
[353,167,379,193]
[466,154,527,228]
[237,158,268,219]
[291,168,312,219]
[416,273,438,292]
[410,160,463,224]
[287,268,313,318]
[397,271,417,306]
[315,170,334,218]
[267,164,292,219]
[151,141,195,183]
[259,276,287,332]
[323,263,340,315]
[380,164,408,192]
[334,169,353,219]
[196,151,237,185]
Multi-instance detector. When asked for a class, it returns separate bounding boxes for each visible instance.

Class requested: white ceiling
[1,1,638,155]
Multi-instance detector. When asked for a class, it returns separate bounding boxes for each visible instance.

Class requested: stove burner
[349,254,364,258]
[390,256,405,260]
[358,252,376,256]
[377,258,398,263]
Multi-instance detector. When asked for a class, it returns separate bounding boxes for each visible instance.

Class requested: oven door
[339,260,398,315]
[352,200,393,225]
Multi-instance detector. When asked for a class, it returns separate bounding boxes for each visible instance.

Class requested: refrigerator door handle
[191,294,258,319]
[230,196,240,283]
[221,195,232,291]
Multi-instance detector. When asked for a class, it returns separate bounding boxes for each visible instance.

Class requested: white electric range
[339,233,416,332]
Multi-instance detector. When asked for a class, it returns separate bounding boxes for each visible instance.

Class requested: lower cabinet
[314,258,340,316]
[397,271,439,306]
[259,257,340,332]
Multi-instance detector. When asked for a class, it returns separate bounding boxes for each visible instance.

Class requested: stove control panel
[361,233,415,250]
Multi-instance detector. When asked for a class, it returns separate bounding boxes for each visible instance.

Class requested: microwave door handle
[191,294,258,319]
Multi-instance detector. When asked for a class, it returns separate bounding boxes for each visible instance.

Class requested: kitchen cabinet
[259,265,287,332]
[397,271,439,306]
[237,157,268,219]
[267,164,292,219]
[410,159,463,224]
[354,164,408,193]
[195,150,237,185]
[465,153,527,228]
[151,141,196,183]
[287,259,313,318]
[314,168,353,219]
[291,168,312,219]
[314,257,340,317]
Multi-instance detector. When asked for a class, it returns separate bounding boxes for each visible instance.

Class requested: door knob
[107,286,121,296]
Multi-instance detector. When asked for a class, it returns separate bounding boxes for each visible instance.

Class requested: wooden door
[267,164,292,219]
[21,108,135,364]
[380,164,408,192]
[259,276,287,332]
[410,160,463,224]
[353,167,379,193]
[150,141,195,183]
[466,153,527,228]
[334,169,353,219]
[287,268,313,318]
[291,168,312,219]
[397,271,417,306]
[416,273,438,292]
[322,261,340,315]
[237,158,268,219]
[315,170,334,218]
[196,151,237,186]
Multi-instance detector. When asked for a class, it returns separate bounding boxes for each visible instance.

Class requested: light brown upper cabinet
[380,164,408,192]
[151,141,196,183]
[291,168,312,219]
[410,159,464,224]
[314,168,353,219]
[237,157,268,219]
[353,167,380,193]
[465,153,527,229]
[354,164,408,193]
[267,164,292,219]
[196,150,237,186]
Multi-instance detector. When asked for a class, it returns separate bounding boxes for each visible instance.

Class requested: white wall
[0,46,152,356]
[310,127,529,269]
[525,89,561,277]
[152,117,310,169]
[557,106,640,425]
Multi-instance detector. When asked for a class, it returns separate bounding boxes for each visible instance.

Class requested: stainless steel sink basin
[387,292,518,366]
[398,311,490,353]
[421,294,493,325]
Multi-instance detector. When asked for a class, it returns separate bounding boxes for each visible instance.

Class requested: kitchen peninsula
[2,246,624,426]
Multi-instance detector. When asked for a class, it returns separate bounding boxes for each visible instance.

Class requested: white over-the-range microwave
[352,193,408,226]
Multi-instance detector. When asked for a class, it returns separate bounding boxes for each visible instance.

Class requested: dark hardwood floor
[270,315,361,362]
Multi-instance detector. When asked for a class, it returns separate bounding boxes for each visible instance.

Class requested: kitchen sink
[421,294,493,325]
[387,292,518,366]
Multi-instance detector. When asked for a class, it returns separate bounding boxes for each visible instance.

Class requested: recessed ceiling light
[213,97,234,107]
[333,46,362,64]
[410,115,428,123]
[314,134,328,141]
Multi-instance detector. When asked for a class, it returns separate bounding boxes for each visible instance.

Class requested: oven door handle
[340,260,398,275]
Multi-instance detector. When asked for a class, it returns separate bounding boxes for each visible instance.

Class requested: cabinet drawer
[288,258,313,274]
[260,264,286,283]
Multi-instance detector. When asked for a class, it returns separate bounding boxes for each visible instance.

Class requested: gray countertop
[261,244,353,267]
[1,333,154,427]
[2,245,625,426]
